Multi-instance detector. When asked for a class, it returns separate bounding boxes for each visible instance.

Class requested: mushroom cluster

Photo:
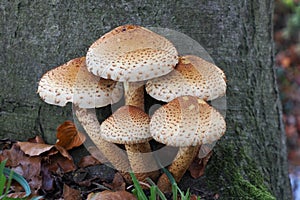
[37,25,227,191]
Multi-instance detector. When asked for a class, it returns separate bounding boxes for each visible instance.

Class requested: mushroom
[150,95,226,191]
[86,24,178,83]
[86,25,178,179]
[145,54,226,185]
[86,24,178,110]
[146,55,226,102]
[37,57,131,172]
[101,105,158,181]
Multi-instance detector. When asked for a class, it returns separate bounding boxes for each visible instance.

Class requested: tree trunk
[0,0,291,199]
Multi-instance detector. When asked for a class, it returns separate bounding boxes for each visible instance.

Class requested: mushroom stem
[74,106,131,172]
[123,81,144,110]
[123,81,159,181]
[157,145,200,192]
[125,143,160,181]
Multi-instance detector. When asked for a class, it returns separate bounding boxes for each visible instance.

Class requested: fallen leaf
[103,172,126,191]
[0,144,43,191]
[56,121,86,150]
[189,150,213,179]
[78,155,101,168]
[55,144,73,160]
[44,154,76,174]
[87,190,137,200]
[17,141,53,156]
[41,164,54,191]
[27,136,45,144]
[0,138,15,150]
[190,194,200,200]
[63,184,81,200]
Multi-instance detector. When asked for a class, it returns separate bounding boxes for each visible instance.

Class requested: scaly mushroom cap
[146,55,226,102]
[37,57,123,108]
[86,25,178,82]
[100,105,151,144]
[150,96,226,147]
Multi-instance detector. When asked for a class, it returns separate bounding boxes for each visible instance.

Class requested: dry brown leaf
[0,144,43,191]
[41,152,76,191]
[54,153,76,173]
[55,144,73,160]
[188,151,213,179]
[87,190,137,200]
[63,184,82,200]
[103,172,126,191]
[43,152,76,174]
[190,194,200,200]
[0,136,77,194]
[41,164,54,191]
[78,155,101,168]
[17,141,53,156]
[27,136,45,144]
[56,121,86,150]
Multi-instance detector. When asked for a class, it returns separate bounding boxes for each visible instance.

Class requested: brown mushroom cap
[86,25,178,82]
[37,57,123,108]
[150,96,226,147]
[146,55,226,102]
[100,105,151,144]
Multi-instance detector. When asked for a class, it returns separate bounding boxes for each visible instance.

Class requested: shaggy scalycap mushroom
[37,57,130,172]
[150,95,226,192]
[86,25,178,82]
[37,57,123,108]
[86,25,174,181]
[150,95,226,146]
[100,105,151,144]
[146,55,226,102]
[101,105,159,181]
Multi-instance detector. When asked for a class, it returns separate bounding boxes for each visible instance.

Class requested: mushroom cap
[100,105,151,144]
[150,96,226,147]
[86,24,178,82]
[37,57,123,108]
[146,55,226,102]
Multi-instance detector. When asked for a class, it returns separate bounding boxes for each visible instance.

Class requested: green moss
[230,172,275,200]
[206,142,275,200]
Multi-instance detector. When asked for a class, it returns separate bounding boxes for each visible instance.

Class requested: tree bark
[0,0,291,199]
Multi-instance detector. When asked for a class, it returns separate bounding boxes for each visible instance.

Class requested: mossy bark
[0,0,291,199]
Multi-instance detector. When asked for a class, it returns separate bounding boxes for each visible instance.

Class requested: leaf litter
[0,120,212,199]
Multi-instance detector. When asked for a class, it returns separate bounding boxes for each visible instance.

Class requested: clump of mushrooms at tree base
[37,24,227,192]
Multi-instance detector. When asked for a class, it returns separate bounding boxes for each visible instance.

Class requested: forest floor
[0,121,212,199]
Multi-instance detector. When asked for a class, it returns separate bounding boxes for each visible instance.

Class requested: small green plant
[0,159,42,200]
[0,159,14,199]
[130,169,201,200]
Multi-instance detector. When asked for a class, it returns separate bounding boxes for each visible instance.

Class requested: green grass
[129,169,201,200]
[0,160,43,200]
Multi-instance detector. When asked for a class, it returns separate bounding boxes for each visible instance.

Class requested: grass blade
[182,188,191,200]
[3,167,31,197]
[3,169,14,197]
[0,161,7,196]
[146,178,167,200]
[172,183,178,200]
[149,185,157,200]
[129,172,148,200]
[0,174,6,196]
